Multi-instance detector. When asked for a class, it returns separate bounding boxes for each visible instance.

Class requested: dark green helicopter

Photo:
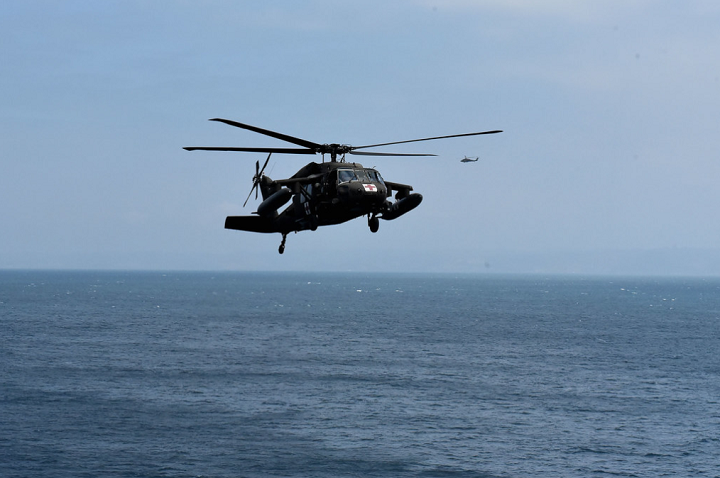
[184,118,502,254]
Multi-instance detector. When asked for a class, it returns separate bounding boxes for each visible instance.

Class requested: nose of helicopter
[339,181,387,206]
[359,182,386,202]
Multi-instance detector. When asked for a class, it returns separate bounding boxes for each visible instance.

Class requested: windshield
[338,169,357,183]
[354,169,369,181]
[366,169,385,184]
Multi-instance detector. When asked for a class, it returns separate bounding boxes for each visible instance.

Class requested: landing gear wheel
[368,215,379,233]
[279,234,287,254]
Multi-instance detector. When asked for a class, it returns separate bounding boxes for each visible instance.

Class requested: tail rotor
[243,153,271,207]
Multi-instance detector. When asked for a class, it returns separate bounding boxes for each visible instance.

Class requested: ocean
[1,270,719,477]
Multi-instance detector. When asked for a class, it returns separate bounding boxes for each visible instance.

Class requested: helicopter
[184,118,502,254]
[461,156,479,162]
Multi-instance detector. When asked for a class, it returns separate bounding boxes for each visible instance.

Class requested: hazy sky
[2,1,719,275]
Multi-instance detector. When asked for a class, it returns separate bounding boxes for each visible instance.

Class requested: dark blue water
[2,271,719,477]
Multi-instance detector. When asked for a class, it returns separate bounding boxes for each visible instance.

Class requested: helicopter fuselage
[224,161,422,236]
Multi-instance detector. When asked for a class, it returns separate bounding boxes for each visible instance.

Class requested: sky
[2,0,719,275]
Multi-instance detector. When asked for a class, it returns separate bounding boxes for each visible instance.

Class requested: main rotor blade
[352,130,503,151]
[210,118,322,150]
[349,151,437,157]
[183,146,316,154]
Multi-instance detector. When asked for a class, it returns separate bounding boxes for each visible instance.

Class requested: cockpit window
[354,169,369,181]
[338,169,357,183]
[366,169,385,184]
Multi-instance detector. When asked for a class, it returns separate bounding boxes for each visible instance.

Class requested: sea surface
[1,270,719,477]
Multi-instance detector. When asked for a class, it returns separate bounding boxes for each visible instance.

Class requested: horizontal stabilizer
[225,216,278,233]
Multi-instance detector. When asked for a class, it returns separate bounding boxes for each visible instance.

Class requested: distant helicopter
[184,118,502,253]
[461,156,479,162]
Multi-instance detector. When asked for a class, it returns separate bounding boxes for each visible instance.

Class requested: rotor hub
[318,143,353,162]
[319,143,351,153]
